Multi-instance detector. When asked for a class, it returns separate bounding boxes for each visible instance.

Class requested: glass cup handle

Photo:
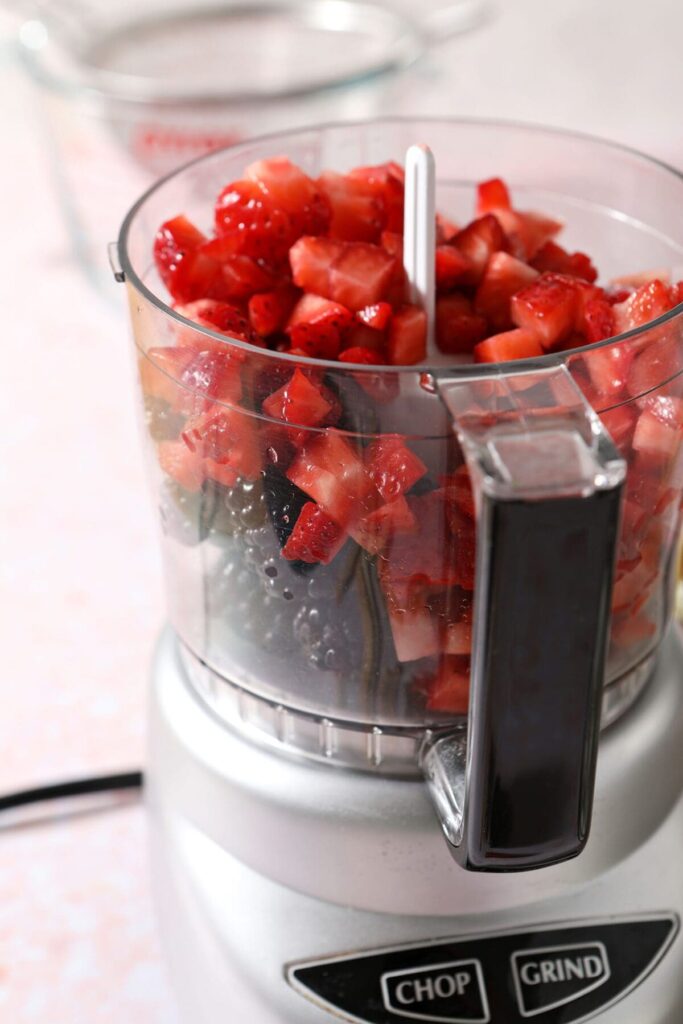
[422,365,626,871]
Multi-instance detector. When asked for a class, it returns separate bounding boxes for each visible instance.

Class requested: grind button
[511,942,610,1017]
[380,958,490,1022]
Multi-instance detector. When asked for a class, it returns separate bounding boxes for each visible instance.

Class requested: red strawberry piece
[387,305,427,365]
[153,215,209,301]
[435,244,471,291]
[436,213,459,244]
[428,655,471,712]
[380,230,403,259]
[353,496,417,555]
[289,235,345,297]
[281,502,346,565]
[443,619,473,658]
[496,209,564,261]
[441,464,476,520]
[140,347,198,406]
[381,586,443,662]
[286,294,355,359]
[181,406,261,481]
[342,323,387,354]
[599,405,637,450]
[476,177,512,215]
[245,156,331,237]
[176,349,247,412]
[191,244,276,301]
[287,429,377,527]
[584,342,632,400]
[262,367,333,427]
[581,298,615,343]
[338,346,385,365]
[436,294,488,354]
[671,281,683,305]
[214,180,294,266]
[474,328,544,363]
[644,394,683,429]
[348,161,405,233]
[364,436,427,502]
[380,490,473,589]
[328,242,396,311]
[612,279,676,333]
[632,408,681,466]
[248,287,299,337]
[511,272,580,349]
[356,301,393,331]
[317,170,386,242]
[452,214,509,286]
[606,287,632,305]
[175,299,258,344]
[474,251,539,331]
[627,334,682,399]
[157,439,205,493]
[531,240,598,283]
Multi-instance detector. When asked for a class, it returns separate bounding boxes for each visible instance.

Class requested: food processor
[114,119,683,1023]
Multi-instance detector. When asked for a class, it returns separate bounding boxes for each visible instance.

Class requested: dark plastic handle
[424,366,626,872]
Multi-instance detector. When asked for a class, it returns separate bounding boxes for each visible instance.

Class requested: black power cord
[0,771,144,827]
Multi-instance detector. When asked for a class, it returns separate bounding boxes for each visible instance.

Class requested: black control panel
[287,917,677,1023]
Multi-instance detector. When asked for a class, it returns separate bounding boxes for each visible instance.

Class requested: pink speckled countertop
[2,1,683,1020]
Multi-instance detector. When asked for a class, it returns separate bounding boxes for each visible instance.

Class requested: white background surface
[1,0,682,1019]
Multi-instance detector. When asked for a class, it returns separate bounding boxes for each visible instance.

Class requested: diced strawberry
[476,177,512,215]
[496,209,564,261]
[443,618,473,657]
[342,323,387,354]
[262,367,333,427]
[153,215,209,302]
[140,347,197,406]
[248,286,299,337]
[244,157,331,237]
[474,328,544,363]
[365,436,427,502]
[289,236,345,296]
[177,348,245,409]
[611,611,657,651]
[613,279,675,333]
[348,161,405,233]
[281,502,346,565]
[175,299,258,344]
[452,214,509,286]
[511,273,579,349]
[286,294,354,359]
[328,243,396,311]
[380,490,474,589]
[611,558,658,615]
[352,496,417,555]
[214,179,294,266]
[157,439,205,493]
[606,287,632,305]
[317,170,386,242]
[181,406,261,481]
[599,405,637,450]
[580,298,615,344]
[474,251,539,331]
[426,658,471,713]
[441,465,476,520]
[436,214,459,244]
[356,302,393,331]
[627,335,682,399]
[387,305,427,365]
[287,429,377,527]
[671,281,683,305]
[531,241,598,283]
[632,409,681,466]
[436,294,488,354]
[584,342,632,400]
[435,245,471,291]
[380,230,403,259]
[338,346,385,365]
[385,598,442,662]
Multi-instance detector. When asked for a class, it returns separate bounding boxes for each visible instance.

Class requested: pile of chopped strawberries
[154,157,683,367]
[145,154,683,714]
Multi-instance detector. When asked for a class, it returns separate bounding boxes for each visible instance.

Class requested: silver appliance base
[147,627,683,1023]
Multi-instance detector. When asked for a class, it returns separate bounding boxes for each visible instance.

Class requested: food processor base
[147,627,683,1024]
